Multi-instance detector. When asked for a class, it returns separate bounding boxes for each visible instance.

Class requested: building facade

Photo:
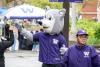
[80,0,98,20]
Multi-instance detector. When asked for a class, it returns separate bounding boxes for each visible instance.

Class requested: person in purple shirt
[34,32,67,67]
[15,8,68,67]
[63,29,100,67]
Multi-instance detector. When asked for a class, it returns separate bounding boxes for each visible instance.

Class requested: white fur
[41,9,66,34]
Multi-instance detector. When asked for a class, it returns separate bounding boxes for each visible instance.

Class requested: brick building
[80,0,98,20]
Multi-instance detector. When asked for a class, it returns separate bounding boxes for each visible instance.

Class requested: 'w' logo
[20,8,34,13]
[83,51,90,57]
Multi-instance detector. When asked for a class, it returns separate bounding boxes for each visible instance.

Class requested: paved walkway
[5,50,42,67]
[4,49,100,67]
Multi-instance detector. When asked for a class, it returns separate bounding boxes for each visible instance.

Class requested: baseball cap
[76,30,88,36]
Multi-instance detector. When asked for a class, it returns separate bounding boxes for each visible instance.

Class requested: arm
[15,22,33,42]
[62,49,69,67]
[21,28,33,41]
[91,47,100,67]
[91,55,100,67]
[15,22,40,42]
[59,35,68,55]
[1,30,14,49]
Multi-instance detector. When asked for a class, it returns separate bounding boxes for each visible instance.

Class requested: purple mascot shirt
[63,44,100,67]
[33,32,67,64]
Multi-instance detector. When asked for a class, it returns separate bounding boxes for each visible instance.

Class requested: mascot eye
[49,17,52,20]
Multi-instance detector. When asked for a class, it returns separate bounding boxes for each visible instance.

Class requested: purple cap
[76,30,88,36]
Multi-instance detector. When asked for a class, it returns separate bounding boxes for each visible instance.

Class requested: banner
[49,0,83,2]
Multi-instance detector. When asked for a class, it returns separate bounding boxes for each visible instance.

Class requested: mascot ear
[59,9,66,16]
[44,6,50,11]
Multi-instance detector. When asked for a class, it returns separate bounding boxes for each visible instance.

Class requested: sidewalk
[4,49,100,67]
[5,50,42,67]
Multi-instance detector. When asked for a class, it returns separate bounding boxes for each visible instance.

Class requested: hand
[15,22,22,32]
[1,36,7,41]
[60,45,68,55]
[9,26,14,30]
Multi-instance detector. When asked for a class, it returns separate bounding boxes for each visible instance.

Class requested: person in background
[31,31,39,51]
[18,21,25,50]
[11,26,19,51]
[0,25,14,67]
[63,29,100,67]
[18,31,25,49]
[3,23,10,39]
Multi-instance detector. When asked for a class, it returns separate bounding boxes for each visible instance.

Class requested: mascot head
[40,7,66,34]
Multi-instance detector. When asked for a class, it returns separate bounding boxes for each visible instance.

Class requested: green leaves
[25,0,62,9]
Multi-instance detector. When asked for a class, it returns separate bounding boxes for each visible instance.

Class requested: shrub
[25,0,63,9]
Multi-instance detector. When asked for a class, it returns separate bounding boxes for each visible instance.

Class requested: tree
[25,0,62,9]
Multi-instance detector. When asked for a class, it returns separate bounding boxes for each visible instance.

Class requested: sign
[70,0,83,3]
[49,0,83,2]
[49,0,64,2]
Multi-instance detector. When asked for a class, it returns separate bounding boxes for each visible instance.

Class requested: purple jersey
[63,44,100,67]
[33,32,67,64]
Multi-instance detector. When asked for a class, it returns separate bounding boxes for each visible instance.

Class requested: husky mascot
[15,7,68,67]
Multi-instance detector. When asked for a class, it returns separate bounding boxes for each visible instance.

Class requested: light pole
[63,2,70,47]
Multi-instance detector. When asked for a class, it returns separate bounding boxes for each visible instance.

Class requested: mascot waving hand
[15,7,68,67]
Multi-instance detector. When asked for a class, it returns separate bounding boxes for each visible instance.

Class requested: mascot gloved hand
[60,45,68,55]
[14,22,23,32]
[14,21,32,41]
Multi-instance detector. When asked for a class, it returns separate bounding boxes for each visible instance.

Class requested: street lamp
[63,2,69,47]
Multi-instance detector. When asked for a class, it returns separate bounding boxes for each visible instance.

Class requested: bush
[94,23,100,38]
[94,23,100,44]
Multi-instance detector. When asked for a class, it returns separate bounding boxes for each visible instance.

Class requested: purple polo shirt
[63,44,100,67]
[33,32,67,64]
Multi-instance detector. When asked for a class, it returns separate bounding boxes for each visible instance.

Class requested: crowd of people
[0,18,100,67]
[1,19,40,51]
